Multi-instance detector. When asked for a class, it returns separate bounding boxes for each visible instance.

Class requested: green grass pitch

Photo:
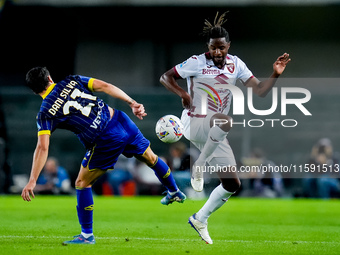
[1,195,340,255]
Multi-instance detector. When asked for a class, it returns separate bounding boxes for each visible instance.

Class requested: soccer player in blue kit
[21,67,186,244]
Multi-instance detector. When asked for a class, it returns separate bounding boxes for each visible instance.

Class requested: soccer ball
[155,115,184,143]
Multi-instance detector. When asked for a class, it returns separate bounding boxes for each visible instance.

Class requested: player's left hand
[273,53,291,75]
[21,180,36,202]
[131,101,147,120]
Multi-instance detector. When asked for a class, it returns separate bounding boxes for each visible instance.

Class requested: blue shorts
[82,109,150,170]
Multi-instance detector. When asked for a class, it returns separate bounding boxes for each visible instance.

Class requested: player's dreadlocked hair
[26,67,50,94]
[202,11,230,43]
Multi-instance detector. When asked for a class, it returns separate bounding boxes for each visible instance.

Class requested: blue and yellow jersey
[36,75,111,149]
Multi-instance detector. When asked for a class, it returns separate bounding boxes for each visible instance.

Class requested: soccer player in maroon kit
[160,12,290,244]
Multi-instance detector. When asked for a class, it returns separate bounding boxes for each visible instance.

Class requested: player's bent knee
[75,177,99,189]
[147,154,158,167]
[75,178,88,189]
[75,168,106,188]
[210,113,233,132]
[137,148,158,166]
[221,178,241,193]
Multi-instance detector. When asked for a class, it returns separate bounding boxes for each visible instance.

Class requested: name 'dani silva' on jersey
[48,80,79,115]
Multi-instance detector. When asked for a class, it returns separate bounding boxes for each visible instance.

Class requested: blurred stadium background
[0,0,339,196]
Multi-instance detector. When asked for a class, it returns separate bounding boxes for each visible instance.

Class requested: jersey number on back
[63,89,97,117]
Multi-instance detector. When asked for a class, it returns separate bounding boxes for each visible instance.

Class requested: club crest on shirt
[227,63,235,73]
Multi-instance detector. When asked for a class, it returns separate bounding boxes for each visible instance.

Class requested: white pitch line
[0,235,339,245]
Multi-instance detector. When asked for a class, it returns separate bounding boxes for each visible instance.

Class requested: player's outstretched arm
[21,134,50,202]
[91,79,147,120]
[160,69,192,110]
[246,53,291,97]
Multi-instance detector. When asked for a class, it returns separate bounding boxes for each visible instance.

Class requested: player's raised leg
[191,114,232,192]
[63,165,106,245]
[135,147,186,205]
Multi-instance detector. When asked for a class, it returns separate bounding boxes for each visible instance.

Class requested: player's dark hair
[25,67,50,94]
[203,11,230,43]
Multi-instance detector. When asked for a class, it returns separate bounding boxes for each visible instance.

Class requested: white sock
[195,184,234,224]
[81,232,93,238]
[195,126,228,166]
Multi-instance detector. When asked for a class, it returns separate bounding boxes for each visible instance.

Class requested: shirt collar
[41,83,56,99]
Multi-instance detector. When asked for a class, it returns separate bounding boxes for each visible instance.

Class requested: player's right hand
[131,101,147,120]
[21,181,36,202]
[181,92,192,110]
